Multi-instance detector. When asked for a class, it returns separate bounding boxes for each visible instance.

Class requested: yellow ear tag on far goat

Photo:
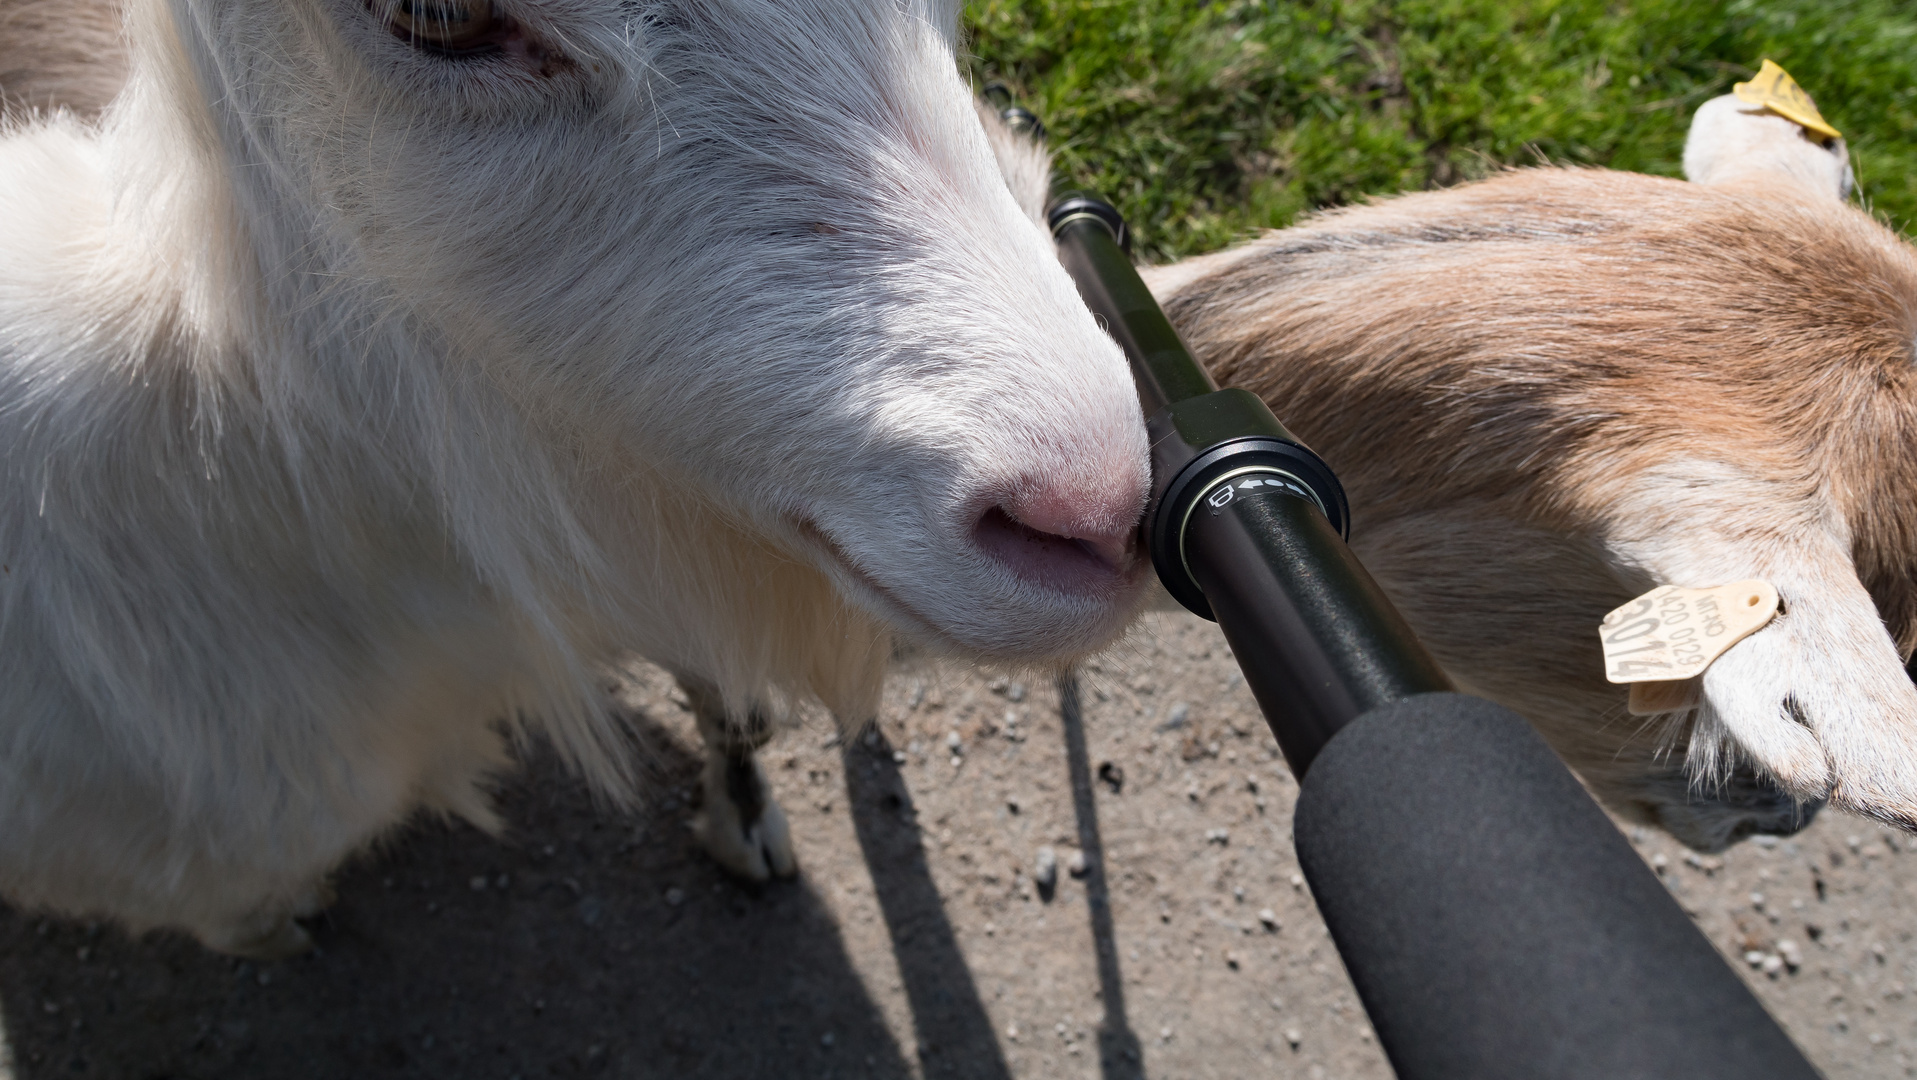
[1599,581,1780,716]
[1734,59,1841,141]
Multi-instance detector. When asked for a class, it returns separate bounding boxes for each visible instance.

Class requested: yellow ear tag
[1599,581,1780,715]
[1733,59,1841,141]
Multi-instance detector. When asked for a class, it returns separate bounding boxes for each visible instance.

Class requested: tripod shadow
[842,732,1014,1080]
[1057,672,1147,1080]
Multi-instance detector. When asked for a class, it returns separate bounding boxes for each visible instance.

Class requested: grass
[963,0,1917,263]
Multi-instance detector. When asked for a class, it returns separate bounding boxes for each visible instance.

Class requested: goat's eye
[382,1,503,54]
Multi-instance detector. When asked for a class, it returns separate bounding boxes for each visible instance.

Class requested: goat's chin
[790,518,1151,664]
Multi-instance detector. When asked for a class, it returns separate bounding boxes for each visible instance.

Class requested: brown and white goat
[1131,94,1912,850]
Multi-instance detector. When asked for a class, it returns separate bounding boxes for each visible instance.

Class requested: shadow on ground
[841,732,1010,1080]
[0,707,923,1080]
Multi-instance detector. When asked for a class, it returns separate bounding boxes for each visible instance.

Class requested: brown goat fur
[1146,165,1917,848]
[0,0,124,119]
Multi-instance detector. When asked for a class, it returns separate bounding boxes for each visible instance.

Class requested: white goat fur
[0,0,1151,952]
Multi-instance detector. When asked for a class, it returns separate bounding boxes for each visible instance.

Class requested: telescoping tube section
[1048,192,1819,1080]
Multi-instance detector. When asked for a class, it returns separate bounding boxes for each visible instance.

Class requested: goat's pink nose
[971,477,1144,595]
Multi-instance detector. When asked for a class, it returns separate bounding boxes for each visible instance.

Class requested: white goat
[0,0,1152,956]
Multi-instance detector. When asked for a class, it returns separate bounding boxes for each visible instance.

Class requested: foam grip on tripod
[1293,692,1817,1080]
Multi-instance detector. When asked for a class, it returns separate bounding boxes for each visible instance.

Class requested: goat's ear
[972,96,1053,230]
[1682,92,1853,204]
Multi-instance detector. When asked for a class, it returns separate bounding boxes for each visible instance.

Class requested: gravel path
[0,610,1911,1078]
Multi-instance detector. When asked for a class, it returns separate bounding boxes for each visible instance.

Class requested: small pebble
[469,876,489,892]
[1067,850,1089,877]
[1158,704,1190,732]
[1778,939,1803,970]
[1206,827,1230,845]
[1034,847,1058,889]
[665,887,686,906]
[1259,908,1279,931]
[946,731,962,752]
[820,1032,835,1048]
[1284,1028,1302,1049]
[893,750,907,764]
[1006,1023,1020,1041]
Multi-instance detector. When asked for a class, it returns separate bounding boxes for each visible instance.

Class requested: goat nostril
[971,504,1137,595]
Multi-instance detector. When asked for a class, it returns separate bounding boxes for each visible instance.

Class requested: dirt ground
[1,609,1912,1079]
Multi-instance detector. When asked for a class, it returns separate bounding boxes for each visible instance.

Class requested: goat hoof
[289,881,336,919]
[198,913,314,960]
[695,791,797,881]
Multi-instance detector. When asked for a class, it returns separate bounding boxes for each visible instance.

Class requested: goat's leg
[677,676,797,881]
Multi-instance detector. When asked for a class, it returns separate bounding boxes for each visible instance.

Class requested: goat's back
[1153,168,1917,540]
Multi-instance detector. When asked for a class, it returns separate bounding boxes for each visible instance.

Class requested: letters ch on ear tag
[1598,581,1781,716]
[1734,59,1842,141]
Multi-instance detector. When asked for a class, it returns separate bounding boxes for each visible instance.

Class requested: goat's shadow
[0,709,920,1080]
[840,733,1012,1080]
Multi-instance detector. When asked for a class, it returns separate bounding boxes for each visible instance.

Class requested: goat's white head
[163,0,1152,663]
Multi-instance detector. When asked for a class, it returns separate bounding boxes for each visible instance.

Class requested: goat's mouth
[785,512,1147,655]
[787,518,951,644]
